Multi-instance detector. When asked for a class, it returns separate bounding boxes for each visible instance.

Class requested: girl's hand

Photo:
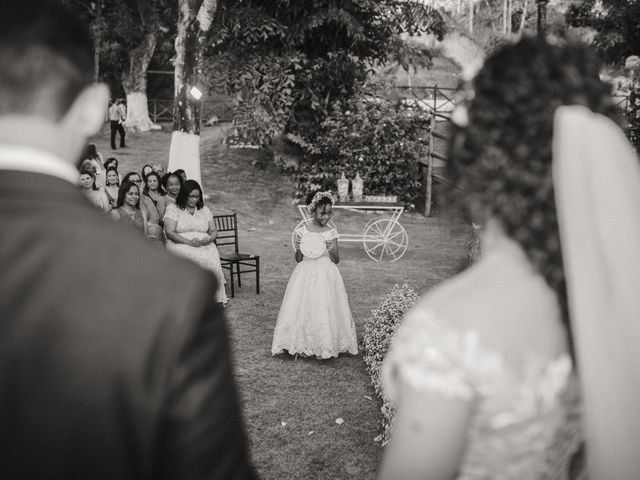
[189,238,201,247]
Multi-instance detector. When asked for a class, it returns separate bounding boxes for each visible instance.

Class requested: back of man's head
[0,0,94,121]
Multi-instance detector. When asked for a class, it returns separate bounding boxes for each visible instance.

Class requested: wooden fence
[148,98,236,123]
[407,86,633,216]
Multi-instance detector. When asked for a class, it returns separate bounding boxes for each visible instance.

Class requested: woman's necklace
[122,205,137,218]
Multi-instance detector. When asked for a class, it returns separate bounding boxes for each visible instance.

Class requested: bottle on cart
[352,172,364,202]
[337,172,349,202]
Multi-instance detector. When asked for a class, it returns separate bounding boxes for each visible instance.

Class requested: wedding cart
[293,201,408,262]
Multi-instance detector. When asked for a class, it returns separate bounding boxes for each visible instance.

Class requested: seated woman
[164,180,227,304]
[79,168,110,214]
[104,166,119,209]
[109,179,148,236]
[174,168,187,184]
[156,171,183,223]
[121,171,162,241]
[151,163,165,177]
[141,164,153,180]
[84,143,104,186]
[143,171,165,206]
[103,156,118,172]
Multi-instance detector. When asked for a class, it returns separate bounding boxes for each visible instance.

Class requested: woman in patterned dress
[163,180,227,304]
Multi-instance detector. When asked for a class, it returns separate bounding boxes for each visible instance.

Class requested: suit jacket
[0,170,257,480]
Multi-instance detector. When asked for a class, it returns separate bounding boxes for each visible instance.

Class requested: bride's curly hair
[447,37,619,352]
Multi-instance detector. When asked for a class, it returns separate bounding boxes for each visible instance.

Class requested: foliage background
[206,0,445,147]
[291,82,430,204]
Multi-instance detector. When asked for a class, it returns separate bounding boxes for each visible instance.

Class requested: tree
[121,0,162,132]
[167,0,219,186]
[65,0,171,131]
[567,0,640,64]
[62,0,104,81]
[206,0,446,146]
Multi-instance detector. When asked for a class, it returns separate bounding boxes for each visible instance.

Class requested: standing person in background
[108,98,125,150]
[117,98,127,146]
[0,2,258,479]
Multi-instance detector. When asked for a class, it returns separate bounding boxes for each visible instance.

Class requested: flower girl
[271,191,358,359]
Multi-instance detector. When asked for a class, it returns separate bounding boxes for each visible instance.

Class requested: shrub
[362,283,418,445]
[627,87,640,153]
[294,83,430,205]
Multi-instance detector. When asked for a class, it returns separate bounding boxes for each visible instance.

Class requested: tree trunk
[123,31,160,132]
[93,0,103,83]
[122,0,160,132]
[503,0,508,35]
[168,0,218,188]
[519,0,529,35]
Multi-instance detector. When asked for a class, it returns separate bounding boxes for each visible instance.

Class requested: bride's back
[426,229,569,376]
[398,229,580,479]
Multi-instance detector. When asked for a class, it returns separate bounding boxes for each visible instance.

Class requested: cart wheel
[362,219,408,262]
[291,219,337,251]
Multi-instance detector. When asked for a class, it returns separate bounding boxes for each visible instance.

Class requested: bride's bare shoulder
[415,246,566,365]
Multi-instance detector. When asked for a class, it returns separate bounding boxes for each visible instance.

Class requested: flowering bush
[627,87,640,152]
[362,283,418,445]
[293,82,430,204]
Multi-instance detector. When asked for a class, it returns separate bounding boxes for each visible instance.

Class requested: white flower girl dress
[271,224,358,359]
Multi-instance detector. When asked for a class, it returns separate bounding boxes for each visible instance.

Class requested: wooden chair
[213,213,260,298]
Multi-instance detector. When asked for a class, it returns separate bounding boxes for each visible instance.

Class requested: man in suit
[0,2,257,479]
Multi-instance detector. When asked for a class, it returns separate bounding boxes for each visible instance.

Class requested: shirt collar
[0,145,79,185]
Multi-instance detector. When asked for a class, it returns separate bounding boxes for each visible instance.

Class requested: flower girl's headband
[307,191,336,214]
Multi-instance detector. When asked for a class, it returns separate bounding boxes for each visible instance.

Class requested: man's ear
[63,83,110,137]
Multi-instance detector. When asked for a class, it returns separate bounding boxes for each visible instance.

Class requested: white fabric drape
[553,105,640,479]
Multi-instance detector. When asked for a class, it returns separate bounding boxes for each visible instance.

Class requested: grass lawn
[91,124,472,479]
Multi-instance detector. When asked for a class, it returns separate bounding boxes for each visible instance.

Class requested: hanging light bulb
[189,86,203,100]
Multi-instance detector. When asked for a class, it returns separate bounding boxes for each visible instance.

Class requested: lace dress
[164,204,227,304]
[383,307,582,480]
[115,207,145,233]
[271,225,358,359]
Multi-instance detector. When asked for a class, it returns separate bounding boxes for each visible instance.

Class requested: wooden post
[433,85,437,114]
[425,115,435,217]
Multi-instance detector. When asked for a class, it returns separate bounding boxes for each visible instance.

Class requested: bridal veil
[553,105,640,479]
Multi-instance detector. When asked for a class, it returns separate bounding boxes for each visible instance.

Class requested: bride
[380,37,640,479]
